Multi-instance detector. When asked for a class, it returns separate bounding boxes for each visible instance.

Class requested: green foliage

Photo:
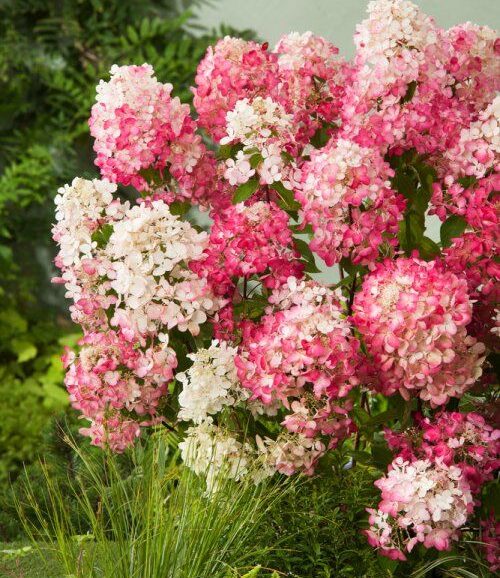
[233,178,260,204]
[390,150,440,260]
[258,467,382,578]
[0,0,253,494]
[17,432,293,578]
[440,214,468,248]
[0,310,79,487]
[0,412,99,541]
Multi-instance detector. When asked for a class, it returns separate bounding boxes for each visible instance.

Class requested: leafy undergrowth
[0,542,62,578]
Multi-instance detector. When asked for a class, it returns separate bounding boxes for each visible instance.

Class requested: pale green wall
[195,0,499,53]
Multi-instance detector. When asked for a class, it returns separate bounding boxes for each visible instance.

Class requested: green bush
[0,0,253,494]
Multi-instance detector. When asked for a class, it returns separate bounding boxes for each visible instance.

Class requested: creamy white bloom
[53,178,122,268]
[179,420,253,493]
[221,96,293,148]
[177,340,249,423]
[103,200,222,335]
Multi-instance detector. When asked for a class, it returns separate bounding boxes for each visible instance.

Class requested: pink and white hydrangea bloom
[365,458,474,560]
[352,257,486,406]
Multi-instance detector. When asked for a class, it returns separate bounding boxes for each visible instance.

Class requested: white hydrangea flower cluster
[179,420,255,493]
[354,0,437,65]
[274,31,338,71]
[177,340,250,424]
[222,97,294,186]
[105,200,222,335]
[53,177,124,268]
[221,96,293,148]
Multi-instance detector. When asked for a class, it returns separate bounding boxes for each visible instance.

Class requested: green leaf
[350,450,373,465]
[218,144,234,160]
[241,567,262,578]
[290,223,313,236]
[91,223,113,248]
[310,125,330,149]
[294,237,320,274]
[249,153,263,169]
[419,236,441,260]
[170,201,191,216]
[270,181,300,211]
[440,215,468,248]
[232,179,259,204]
[400,80,417,104]
[391,171,414,199]
[11,339,37,363]
[371,437,394,471]
[42,383,69,408]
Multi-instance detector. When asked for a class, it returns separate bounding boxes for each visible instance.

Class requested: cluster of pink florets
[366,411,499,560]
[191,201,303,299]
[385,411,500,494]
[89,64,203,192]
[53,0,499,566]
[352,257,486,406]
[235,277,358,456]
[365,457,474,560]
[297,138,405,266]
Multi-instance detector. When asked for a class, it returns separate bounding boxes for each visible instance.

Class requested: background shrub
[0,0,252,518]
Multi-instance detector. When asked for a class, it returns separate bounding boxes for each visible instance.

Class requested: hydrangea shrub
[52,0,499,568]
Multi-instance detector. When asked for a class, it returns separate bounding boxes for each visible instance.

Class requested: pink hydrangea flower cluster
[273,31,350,143]
[89,64,203,192]
[296,138,405,266]
[235,277,358,450]
[190,201,304,299]
[368,412,500,561]
[365,457,474,560]
[192,37,279,142]
[352,257,486,406]
[385,411,500,494]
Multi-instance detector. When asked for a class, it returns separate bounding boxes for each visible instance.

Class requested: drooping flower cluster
[385,411,500,494]
[221,96,296,186]
[179,420,255,493]
[352,257,486,406]
[53,0,499,566]
[365,458,474,560]
[297,138,405,266]
[368,412,500,561]
[445,96,500,180]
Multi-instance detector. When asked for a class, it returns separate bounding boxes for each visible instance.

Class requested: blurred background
[0,0,497,540]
